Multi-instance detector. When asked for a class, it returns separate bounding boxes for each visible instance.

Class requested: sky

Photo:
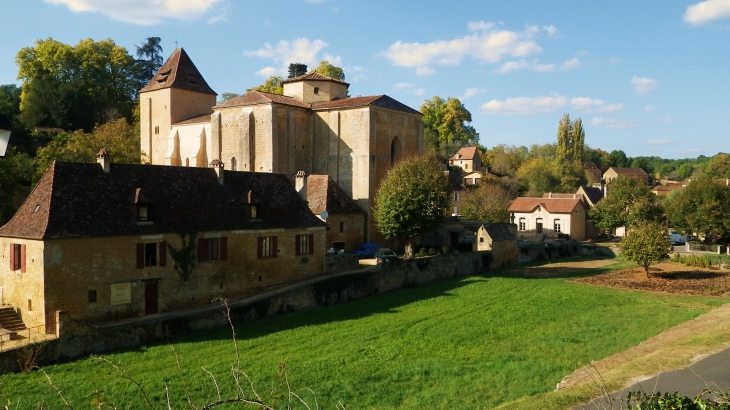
[0,0,729,159]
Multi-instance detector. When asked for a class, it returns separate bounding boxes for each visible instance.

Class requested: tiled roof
[140,48,216,95]
[312,95,421,115]
[508,197,581,214]
[214,91,311,109]
[281,72,350,86]
[450,147,478,161]
[585,162,601,171]
[174,114,211,125]
[579,186,604,205]
[481,223,515,241]
[305,175,365,215]
[541,193,579,199]
[606,167,648,177]
[0,161,325,240]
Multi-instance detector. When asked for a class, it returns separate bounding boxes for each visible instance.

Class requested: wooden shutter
[9,243,15,271]
[198,238,206,262]
[295,235,301,256]
[308,234,314,255]
[272,236,278,258]
[220,237,228,260]
[20,245,26,273]
[159,241,167,267]
[136,243,145,269]
[257,237,263,258]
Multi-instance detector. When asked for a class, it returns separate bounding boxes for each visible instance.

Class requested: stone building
[508,197,587,241]
[139,48,424,243]
[0,154,326,328]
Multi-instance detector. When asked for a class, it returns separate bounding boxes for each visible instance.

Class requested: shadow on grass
[483,255,628,280]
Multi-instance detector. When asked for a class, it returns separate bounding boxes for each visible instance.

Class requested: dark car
[375,248,400,264]
[352,243,380,259]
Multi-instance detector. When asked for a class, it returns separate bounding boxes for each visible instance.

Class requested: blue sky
[1,0,729,159]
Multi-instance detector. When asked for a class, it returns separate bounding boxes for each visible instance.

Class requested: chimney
[548,192,552,198]
[295,171,307,200]
[97,148,110,173]
[210,159,224,185]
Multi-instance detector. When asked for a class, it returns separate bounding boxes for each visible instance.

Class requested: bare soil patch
[510,259,615,278]
[574,262,730,296]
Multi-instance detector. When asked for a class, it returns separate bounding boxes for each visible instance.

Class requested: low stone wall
[517,241,614,264]
[0,251,496,372]
[324,253,360,274]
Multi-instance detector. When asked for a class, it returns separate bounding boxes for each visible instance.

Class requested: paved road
[575,347,730,409]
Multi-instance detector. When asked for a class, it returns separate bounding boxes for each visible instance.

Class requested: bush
[673,252,730,269]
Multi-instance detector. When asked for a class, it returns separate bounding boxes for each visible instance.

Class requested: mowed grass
[0,258,725,409]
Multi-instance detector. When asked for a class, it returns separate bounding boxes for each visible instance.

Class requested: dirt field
[509,259,615,278]
[574,261,730,296]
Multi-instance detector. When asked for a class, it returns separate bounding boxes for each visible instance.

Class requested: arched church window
[185,158,189,167]
[390,136,402,167]
[231,157,237,171]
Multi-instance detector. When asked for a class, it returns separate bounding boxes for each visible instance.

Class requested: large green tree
[555,113,586,191]
[666,178,730,242]
[134,37,163,92]
[246,76,284,95]
[310,60,345,81]
[459,178,515,223]
[288,63,308,78]
[589,177,662,231]
[620,220,672,279]
[420,96,479,158]
[516,157,561,197]
[16,38,139,132]
[702,153,730,179]
[373,155,452,258]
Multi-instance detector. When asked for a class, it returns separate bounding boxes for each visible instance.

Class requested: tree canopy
[589,177,662,231]
[666,178,730,242]
[288,63,308,78]
[373,155,451,258]
[310,60,345,81]
[555,113,586,191]
[459,178,515,223]
[246,76,284,95]
[620,220,672,278]
[134,37,163,92]
[420,96,479,158]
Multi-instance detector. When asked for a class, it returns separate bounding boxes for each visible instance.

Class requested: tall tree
[620,221,672,279]
[589,177,662,231]
[420,96,479,157]
[555,113,586,191]
[516,157,562,196]
[288,63,308,78]
[135,37,163,91]
[218,92,240,103]
[373,155,452,258]
[246,76,284,95]
[459,178,515,223]
[703,153,730,179]
[609,150,629,168]
[666,178,730,242]
[16,38,139,131]
[310,60,345,81]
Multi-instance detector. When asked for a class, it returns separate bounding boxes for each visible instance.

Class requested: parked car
[352,243,380,259]
[375,248,400,264]
[669,233,687,246]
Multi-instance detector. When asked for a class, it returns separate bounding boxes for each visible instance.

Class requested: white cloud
[460,88,487,100]
[684,0,730,25]
[393,82,415,91]
[43,0,223,25]
[656,115,674,123]
[480,94,623,116]
[495,57,579,74]
[646,139,672,145]
[392,82,425,96]
[644,105,658,111]
[411,88,426,96]
[631,76,660,95]
[244,38,340,77]
[381,22,551,74]
[590,117,639,129]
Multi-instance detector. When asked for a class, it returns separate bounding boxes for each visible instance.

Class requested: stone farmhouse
[139,48,424,244]
[603,167,649,186]
[0,153,326,328]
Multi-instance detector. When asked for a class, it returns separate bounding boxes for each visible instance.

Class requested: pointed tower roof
[140,48,216,95]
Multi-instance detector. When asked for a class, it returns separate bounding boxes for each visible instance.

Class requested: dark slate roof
[140,48,216,95]
[311,95,421,115]
[305,175,365,215]
[214,91,311,109]
[579,186,604,205]
[481,223,515,241]
[281,72,350,86]
[0,161,325,240]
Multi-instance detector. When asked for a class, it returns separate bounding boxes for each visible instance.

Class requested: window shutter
[308,234,314,255]
[20,245,26,273]
[198,238,206,262]
[220,237,228,260]
[295,235,301,256]
[9,243,15,271]
[159,241,167,267]
[272,236,278,258]
[257,237,263,258]
[136,243,144,269]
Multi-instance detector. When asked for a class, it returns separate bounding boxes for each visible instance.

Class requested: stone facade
[509,197,587,241]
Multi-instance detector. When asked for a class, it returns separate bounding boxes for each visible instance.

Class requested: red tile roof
[281,72,350,86]
[140,48,216,95]
[174,114,211,125]
[305,175,365,215]
[214,91,311,109]
[508,197,582,214]
[606,167,648,177]
[311,95,421,115]
[450,147,478,161]
[585,162,600,171]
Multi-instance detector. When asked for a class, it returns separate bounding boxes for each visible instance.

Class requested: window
[251,205,257,219]
[136,242,167,269]
[258,236,277,258]
[154,126,159,134]
[454,192,460,201]
[313,87,319,94]
[465,163,469,170]
[138,205,149,222]
[536,218,543,234]
[198,237,227,262]
[27,299,32,312]
[519,218,526,231]
[339,222,344,234]
[9,243,25,273]
[554,219,562,233]
[296,234,314,255]
[231,157,237,171]
[88,290,97,303]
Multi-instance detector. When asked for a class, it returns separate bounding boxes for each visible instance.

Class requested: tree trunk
[404,238,413,260]
[644,264,650,279]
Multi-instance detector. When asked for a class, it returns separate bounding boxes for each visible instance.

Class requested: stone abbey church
[140,48,424,243]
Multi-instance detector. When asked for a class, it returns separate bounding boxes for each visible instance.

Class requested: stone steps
[0,307,26,332]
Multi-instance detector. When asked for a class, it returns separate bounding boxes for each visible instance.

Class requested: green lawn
[0,258,725,409]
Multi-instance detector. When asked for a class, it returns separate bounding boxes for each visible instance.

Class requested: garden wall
[517,241,616,264]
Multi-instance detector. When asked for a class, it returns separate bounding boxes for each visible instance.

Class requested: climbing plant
[167,232,197,281]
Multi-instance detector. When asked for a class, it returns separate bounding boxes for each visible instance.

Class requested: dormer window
[251,205,257,219]
[138,205,149,222]
[314,87,319,94]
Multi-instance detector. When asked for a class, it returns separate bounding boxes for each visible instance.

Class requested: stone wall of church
[274,105,311,177]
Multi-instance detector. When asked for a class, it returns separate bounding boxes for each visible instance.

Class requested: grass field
[0,257,726,409]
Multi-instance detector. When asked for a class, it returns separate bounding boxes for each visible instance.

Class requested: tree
[555,113,586,191]
[246,76,284,95]
[483,144,528,177]
[219,92,240,103]
[310,60,345,81]
[373,155,452,259]
[288,63,308,78]
[16,38,139,131]
[609,150,629,168]
[630,157,654,176]
[666,178,730,242]
[516,157,561,197]
[420,96,479,157]
[135,37,163,91]
[703,153,730,179]
[589,177,662,231]
[459,178,515,223]
[34,118,141,182]
[620,220,671,279]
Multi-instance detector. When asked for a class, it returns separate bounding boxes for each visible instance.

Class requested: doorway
[144,280,158,315]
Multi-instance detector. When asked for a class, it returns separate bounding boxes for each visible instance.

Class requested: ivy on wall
[167,232,197,281]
